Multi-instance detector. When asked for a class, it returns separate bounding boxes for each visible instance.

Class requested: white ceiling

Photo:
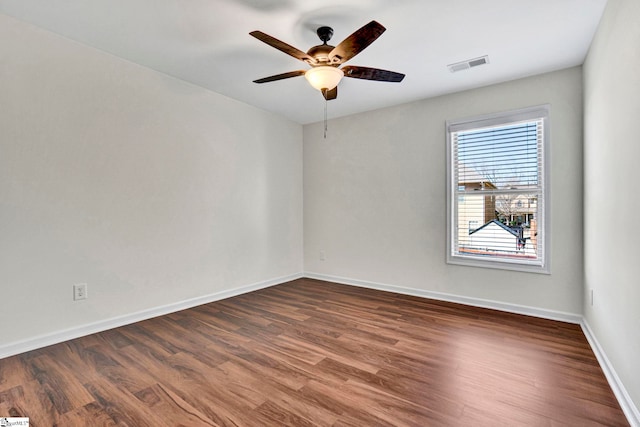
[0,0,607,124]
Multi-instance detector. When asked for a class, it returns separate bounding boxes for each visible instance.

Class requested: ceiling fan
[250,20,405,101]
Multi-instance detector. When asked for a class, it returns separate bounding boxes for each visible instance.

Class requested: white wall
[304,67,583,316]
[583,0,640,417]
[0,14,303,348]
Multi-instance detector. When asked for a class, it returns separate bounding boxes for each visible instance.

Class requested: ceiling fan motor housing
[307,44,335,64]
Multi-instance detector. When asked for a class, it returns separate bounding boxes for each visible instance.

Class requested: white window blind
[446,105,549,273]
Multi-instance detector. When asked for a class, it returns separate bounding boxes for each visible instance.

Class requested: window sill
[447,254,550,274]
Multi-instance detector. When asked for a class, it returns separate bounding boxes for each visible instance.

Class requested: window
[446,105,550,273]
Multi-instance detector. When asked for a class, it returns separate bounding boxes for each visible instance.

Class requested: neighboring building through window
[446,105,550,273]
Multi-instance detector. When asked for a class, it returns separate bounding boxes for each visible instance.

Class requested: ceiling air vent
[447,55,489,73]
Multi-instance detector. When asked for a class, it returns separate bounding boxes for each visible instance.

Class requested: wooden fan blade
[250,31,315,64]
[253,70,306,84]
[341,65,405,82]
[329,21,386,64]
[321,87,338,101]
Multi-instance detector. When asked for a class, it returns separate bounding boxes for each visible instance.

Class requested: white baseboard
[0,272,303,359]
[304,272,582,324]
[581,320,640,427]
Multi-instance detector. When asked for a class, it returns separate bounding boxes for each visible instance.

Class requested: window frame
[445,105,551,274]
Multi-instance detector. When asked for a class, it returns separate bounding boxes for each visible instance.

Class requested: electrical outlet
[590,289,594,306]
[319,250,326,261]
[73,283,88,301]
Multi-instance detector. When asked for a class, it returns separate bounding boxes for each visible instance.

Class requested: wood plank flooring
[0,278,629,426]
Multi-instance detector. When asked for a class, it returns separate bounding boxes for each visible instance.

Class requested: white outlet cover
[73,283,88,300]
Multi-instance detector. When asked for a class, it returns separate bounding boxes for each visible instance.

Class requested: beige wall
[0,14,303,347]
[304,67,583,315]
[583,0,640,417]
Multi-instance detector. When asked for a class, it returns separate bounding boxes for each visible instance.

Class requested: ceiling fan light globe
[305,66,344,91]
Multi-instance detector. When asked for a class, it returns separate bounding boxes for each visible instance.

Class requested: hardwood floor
[0,278,628,426]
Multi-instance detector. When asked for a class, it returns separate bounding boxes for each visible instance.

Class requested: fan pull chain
[324,96,328,139]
